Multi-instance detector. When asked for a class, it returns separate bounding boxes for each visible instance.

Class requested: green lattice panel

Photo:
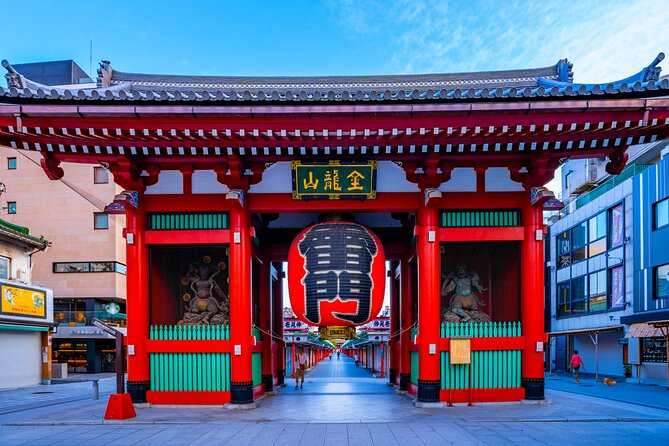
[440,210,521,228]
[148,212,229,230]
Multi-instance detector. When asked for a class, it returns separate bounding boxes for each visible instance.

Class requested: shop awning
[625,322,665,338]
[547,325,623,337]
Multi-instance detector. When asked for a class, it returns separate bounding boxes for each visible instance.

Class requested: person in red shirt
[568,350,585,384]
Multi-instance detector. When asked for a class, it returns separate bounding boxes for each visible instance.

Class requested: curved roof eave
[1,54,666,104]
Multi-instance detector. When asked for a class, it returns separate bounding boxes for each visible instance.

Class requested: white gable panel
[249,162,292,193]
[376,161,419,192]
[192,170,229,194]
[485,167,524,192]
[145,170,183,195]
[439,168,476,192]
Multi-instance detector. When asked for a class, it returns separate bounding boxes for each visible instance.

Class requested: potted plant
[623,364,632,378]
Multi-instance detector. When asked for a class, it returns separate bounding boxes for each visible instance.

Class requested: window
[7,202,16,214]
[655,197,669,230]
[588,270,607,312]
[557,281,571,317]
[94,166,109,184]
[571,275,587,315]
[0,256,9,279]
[655,263,669,300]
[7,157,16,169]
[53,261,126,275]
[94,212,109,229]
[609,204,624,248]
[571,222,588,263]
[557,231,571,269]
[588,213,607,257]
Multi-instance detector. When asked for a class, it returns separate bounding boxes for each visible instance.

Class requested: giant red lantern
[288,222,386,327]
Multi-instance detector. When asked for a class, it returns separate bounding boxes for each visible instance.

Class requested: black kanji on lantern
[298,223,378,324]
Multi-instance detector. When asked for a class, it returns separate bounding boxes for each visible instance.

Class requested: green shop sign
[291,161,377,200]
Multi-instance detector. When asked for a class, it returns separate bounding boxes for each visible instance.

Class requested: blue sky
[2,0,668,83]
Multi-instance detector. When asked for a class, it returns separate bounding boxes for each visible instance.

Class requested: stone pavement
[0,356,668,444]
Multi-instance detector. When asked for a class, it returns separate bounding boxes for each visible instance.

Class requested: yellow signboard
[450,338,471,364]
[1,284,46,318]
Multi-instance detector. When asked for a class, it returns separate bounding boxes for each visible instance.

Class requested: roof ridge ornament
[98,60,113,87]
[2,60,25,89]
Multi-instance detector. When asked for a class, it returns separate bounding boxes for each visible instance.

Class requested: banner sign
[288,222,386,327]
[611,266,624,308]
[1,284,46,318]
[610,204,624,248]
[291,161,377,200]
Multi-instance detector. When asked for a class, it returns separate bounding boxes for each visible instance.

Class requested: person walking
[295,347,309,389]
[337,351,340,360]
[568,349,585,384]
[354,353,359,367]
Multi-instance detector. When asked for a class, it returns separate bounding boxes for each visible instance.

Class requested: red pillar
[272,262,285,386]
[125,196,150,403]
[229,204,254,404]
[389,261,400,385]
[399,257,412,391]
[259,258,274,393]
[380,343,385,378]
[416,200,441,402]
[521,197,547,400]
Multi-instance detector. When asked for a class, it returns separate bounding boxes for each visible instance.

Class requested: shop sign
[450,338,471,364]
[284,319,308,331]
[366,318,390,330]
[288,222,386,327]
[291,161,377,200]
[1,284,46,318]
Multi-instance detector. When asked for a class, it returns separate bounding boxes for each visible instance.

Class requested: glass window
[7,157,16,169]
[609,204,624,248]
[0,256,9,279]
[655,263,669,300]
[54,262,91,273]
[588,213,607,257]
[7,202,16,214]
[571,275,587,315]
[557,282,571,317]
[655,198,669,230]
[610,266,625,308]
[94,166,109,184]
[94,212,109,229]
[588,270,607,312]
[571,222,587,263]
[90,262,114,272]
[557,232,571,269]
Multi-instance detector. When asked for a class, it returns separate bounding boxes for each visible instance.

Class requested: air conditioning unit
[587,165,599,182]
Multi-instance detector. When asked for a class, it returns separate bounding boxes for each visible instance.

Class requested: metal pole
[115,332,124,394]
[92,379,99,400]
[595,333,599,382]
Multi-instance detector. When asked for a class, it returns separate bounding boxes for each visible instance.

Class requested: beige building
[0,147,126,373]
[0,61,126,374]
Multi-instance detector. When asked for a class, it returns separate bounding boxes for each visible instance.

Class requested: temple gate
[2,54,669,405]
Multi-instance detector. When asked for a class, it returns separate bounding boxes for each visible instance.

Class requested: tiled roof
[1,54,667,104]
[0,218,49,249]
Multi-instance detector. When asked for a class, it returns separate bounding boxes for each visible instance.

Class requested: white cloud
[331,0,669,81]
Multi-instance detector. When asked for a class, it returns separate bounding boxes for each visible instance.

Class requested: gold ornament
[203,255,212,264]
[182,293,192,302]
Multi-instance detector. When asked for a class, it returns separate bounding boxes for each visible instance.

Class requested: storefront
[0,279,54,389]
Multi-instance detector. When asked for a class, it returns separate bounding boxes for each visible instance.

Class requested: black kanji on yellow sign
[291,161,377,200]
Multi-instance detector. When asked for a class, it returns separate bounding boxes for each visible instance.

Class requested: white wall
[0,330,42,389]
[574,332,624,376]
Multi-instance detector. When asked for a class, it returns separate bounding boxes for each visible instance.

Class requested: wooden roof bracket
[40,153,64,181]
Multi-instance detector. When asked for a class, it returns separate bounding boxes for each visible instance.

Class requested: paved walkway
[1,359,668,444]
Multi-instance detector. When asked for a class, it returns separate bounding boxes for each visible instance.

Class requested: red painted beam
[146,340,231,353]
[248,192,420,213]
[439,227,524,242]
[439,388,524,403]
[146,390,231,405]
[438,336,525,352]
[145,230,230,245]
